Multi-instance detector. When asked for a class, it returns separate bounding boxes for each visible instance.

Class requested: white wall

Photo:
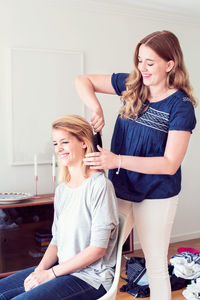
[0,0,199,247]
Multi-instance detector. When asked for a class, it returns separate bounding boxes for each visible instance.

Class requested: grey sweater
[50,172,119,291]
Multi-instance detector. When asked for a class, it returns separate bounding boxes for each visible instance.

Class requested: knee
[145,254,169,278]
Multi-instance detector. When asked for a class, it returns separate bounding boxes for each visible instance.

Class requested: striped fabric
[128,107,169,133]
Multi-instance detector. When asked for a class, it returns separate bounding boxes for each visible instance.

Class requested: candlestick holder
[33,175,40,199]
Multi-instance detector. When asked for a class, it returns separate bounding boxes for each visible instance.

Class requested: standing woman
[0,115,119,300]
[74,30,197,300]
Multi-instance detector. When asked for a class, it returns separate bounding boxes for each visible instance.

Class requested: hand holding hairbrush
[93,132,102,152]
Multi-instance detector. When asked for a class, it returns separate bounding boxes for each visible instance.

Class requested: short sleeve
[111,73,129,96]
[169,96,196,132]
[90,177,119,248]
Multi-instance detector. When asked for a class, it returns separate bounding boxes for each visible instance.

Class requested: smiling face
[138,44,174,89]
[52,128,86,168]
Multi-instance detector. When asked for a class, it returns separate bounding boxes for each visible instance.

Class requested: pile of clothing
[170,247,200,299]
[120,247,200,299]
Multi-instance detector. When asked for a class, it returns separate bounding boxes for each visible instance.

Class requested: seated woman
[0,114,119,300]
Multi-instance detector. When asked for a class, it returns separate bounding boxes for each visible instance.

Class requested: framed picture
[122,229,134,254]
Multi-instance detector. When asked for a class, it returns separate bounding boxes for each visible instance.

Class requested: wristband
[52,267,57,278]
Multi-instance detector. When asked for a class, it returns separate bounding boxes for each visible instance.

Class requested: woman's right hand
[74,74,116,134]
[91,110,105,133]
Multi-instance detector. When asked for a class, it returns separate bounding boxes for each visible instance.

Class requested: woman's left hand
[24,269,55,291]
[83,145,119,170]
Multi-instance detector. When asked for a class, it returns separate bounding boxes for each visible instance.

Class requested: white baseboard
[170,231,200,244]
[133,231,200,251]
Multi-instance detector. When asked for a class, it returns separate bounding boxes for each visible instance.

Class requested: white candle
[52,154,55,177]
[34,154,38,177]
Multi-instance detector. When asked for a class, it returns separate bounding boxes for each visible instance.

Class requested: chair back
[97,213,128,300]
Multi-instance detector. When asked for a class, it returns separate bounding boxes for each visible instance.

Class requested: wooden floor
[117,238,200,300]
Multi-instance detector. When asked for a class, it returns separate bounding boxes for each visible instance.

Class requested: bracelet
[116,154,121,175]
[51,267,57,278]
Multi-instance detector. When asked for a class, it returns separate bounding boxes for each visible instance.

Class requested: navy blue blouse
[108,73,196,202]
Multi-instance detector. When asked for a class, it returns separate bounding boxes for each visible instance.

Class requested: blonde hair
[52,114,100,183]
[120,30,197,119]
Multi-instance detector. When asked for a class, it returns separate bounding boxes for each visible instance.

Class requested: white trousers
[118,196,179,300]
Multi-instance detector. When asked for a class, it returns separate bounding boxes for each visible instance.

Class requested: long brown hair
[120,30,197,119]
[52,114,101,183]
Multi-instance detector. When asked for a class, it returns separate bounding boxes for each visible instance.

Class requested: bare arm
[52,246,106,277]
[36,243,58,271]
[120,131,190,174]
[24,244,106,291]
[74,74,116,132]
[24,243,57,291]
[84,131,191,175]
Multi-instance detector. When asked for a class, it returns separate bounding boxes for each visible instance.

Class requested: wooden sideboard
[0,195,54,278]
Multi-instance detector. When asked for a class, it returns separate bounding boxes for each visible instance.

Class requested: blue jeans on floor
[0,266,106,300]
